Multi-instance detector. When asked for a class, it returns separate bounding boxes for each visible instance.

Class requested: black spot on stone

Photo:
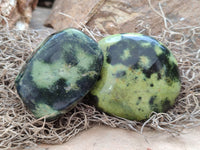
[87,43,100,53]
[159,44,170,57]
[149,96,156,105]
[15,64,39,111]
[136,97,142,105]
[167,63,179,82]
[157,51,179,82]
[149,36,170,56]
[107,38,139,66]
[150,83,154,87]
[165,77,173,86]
[64,51,79,66]
[87,54,103,74]
[17,80,38,111]
[115,71,126,78]
[36,32,67,64]
[142,59,163,78]
[162,98,172,112]
[148,96,159,112]
[96,54,104,71]
[76,75,94,93]
[106,53,111,64]
[132,64,139,70]
[36,78,82,111]
[77,67,87,75]
[41,48,62,64]
[157,72,162,80]
[37,79,65,107]
[80,42,97,55]
[152,104,159,112]
[51,78,67,93]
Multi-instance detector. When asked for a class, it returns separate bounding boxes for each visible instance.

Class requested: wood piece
[45,0,200,39]
[45,0,105,30]
[87,0,200,36]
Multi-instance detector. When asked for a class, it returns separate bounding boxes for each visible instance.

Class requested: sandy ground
[40,125,200,150]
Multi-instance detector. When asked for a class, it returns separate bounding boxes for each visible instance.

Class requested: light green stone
[89,33,181,121]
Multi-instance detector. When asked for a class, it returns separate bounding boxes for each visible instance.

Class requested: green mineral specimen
[89,33,181,121]
[15,28,103,120]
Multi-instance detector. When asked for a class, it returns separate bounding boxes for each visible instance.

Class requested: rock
[15,28,103,120]
[43,0,200,39]
[89,33,181,121]
[44,0,104,30]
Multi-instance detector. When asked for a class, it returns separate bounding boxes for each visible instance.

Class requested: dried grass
[1,1,200,149]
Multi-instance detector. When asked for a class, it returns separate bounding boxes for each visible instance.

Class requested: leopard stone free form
[15,28,103,120]
[89,33,181,121]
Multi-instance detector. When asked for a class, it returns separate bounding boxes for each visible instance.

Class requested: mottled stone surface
[15,28,103,120]
[89,33,181,121]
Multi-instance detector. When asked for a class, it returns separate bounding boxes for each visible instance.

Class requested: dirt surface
[40,125,200,150]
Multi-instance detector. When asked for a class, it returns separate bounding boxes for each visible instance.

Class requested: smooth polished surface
[15,28,103,120]
[89,33,181,121]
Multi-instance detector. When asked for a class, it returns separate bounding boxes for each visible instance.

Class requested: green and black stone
[15,28,103,120]
[89,33,181,121]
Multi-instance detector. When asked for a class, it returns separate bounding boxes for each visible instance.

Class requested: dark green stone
[15,28,103,120]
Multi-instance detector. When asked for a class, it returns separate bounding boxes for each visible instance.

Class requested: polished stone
[89,33,181,121]
[15,28,103,120]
